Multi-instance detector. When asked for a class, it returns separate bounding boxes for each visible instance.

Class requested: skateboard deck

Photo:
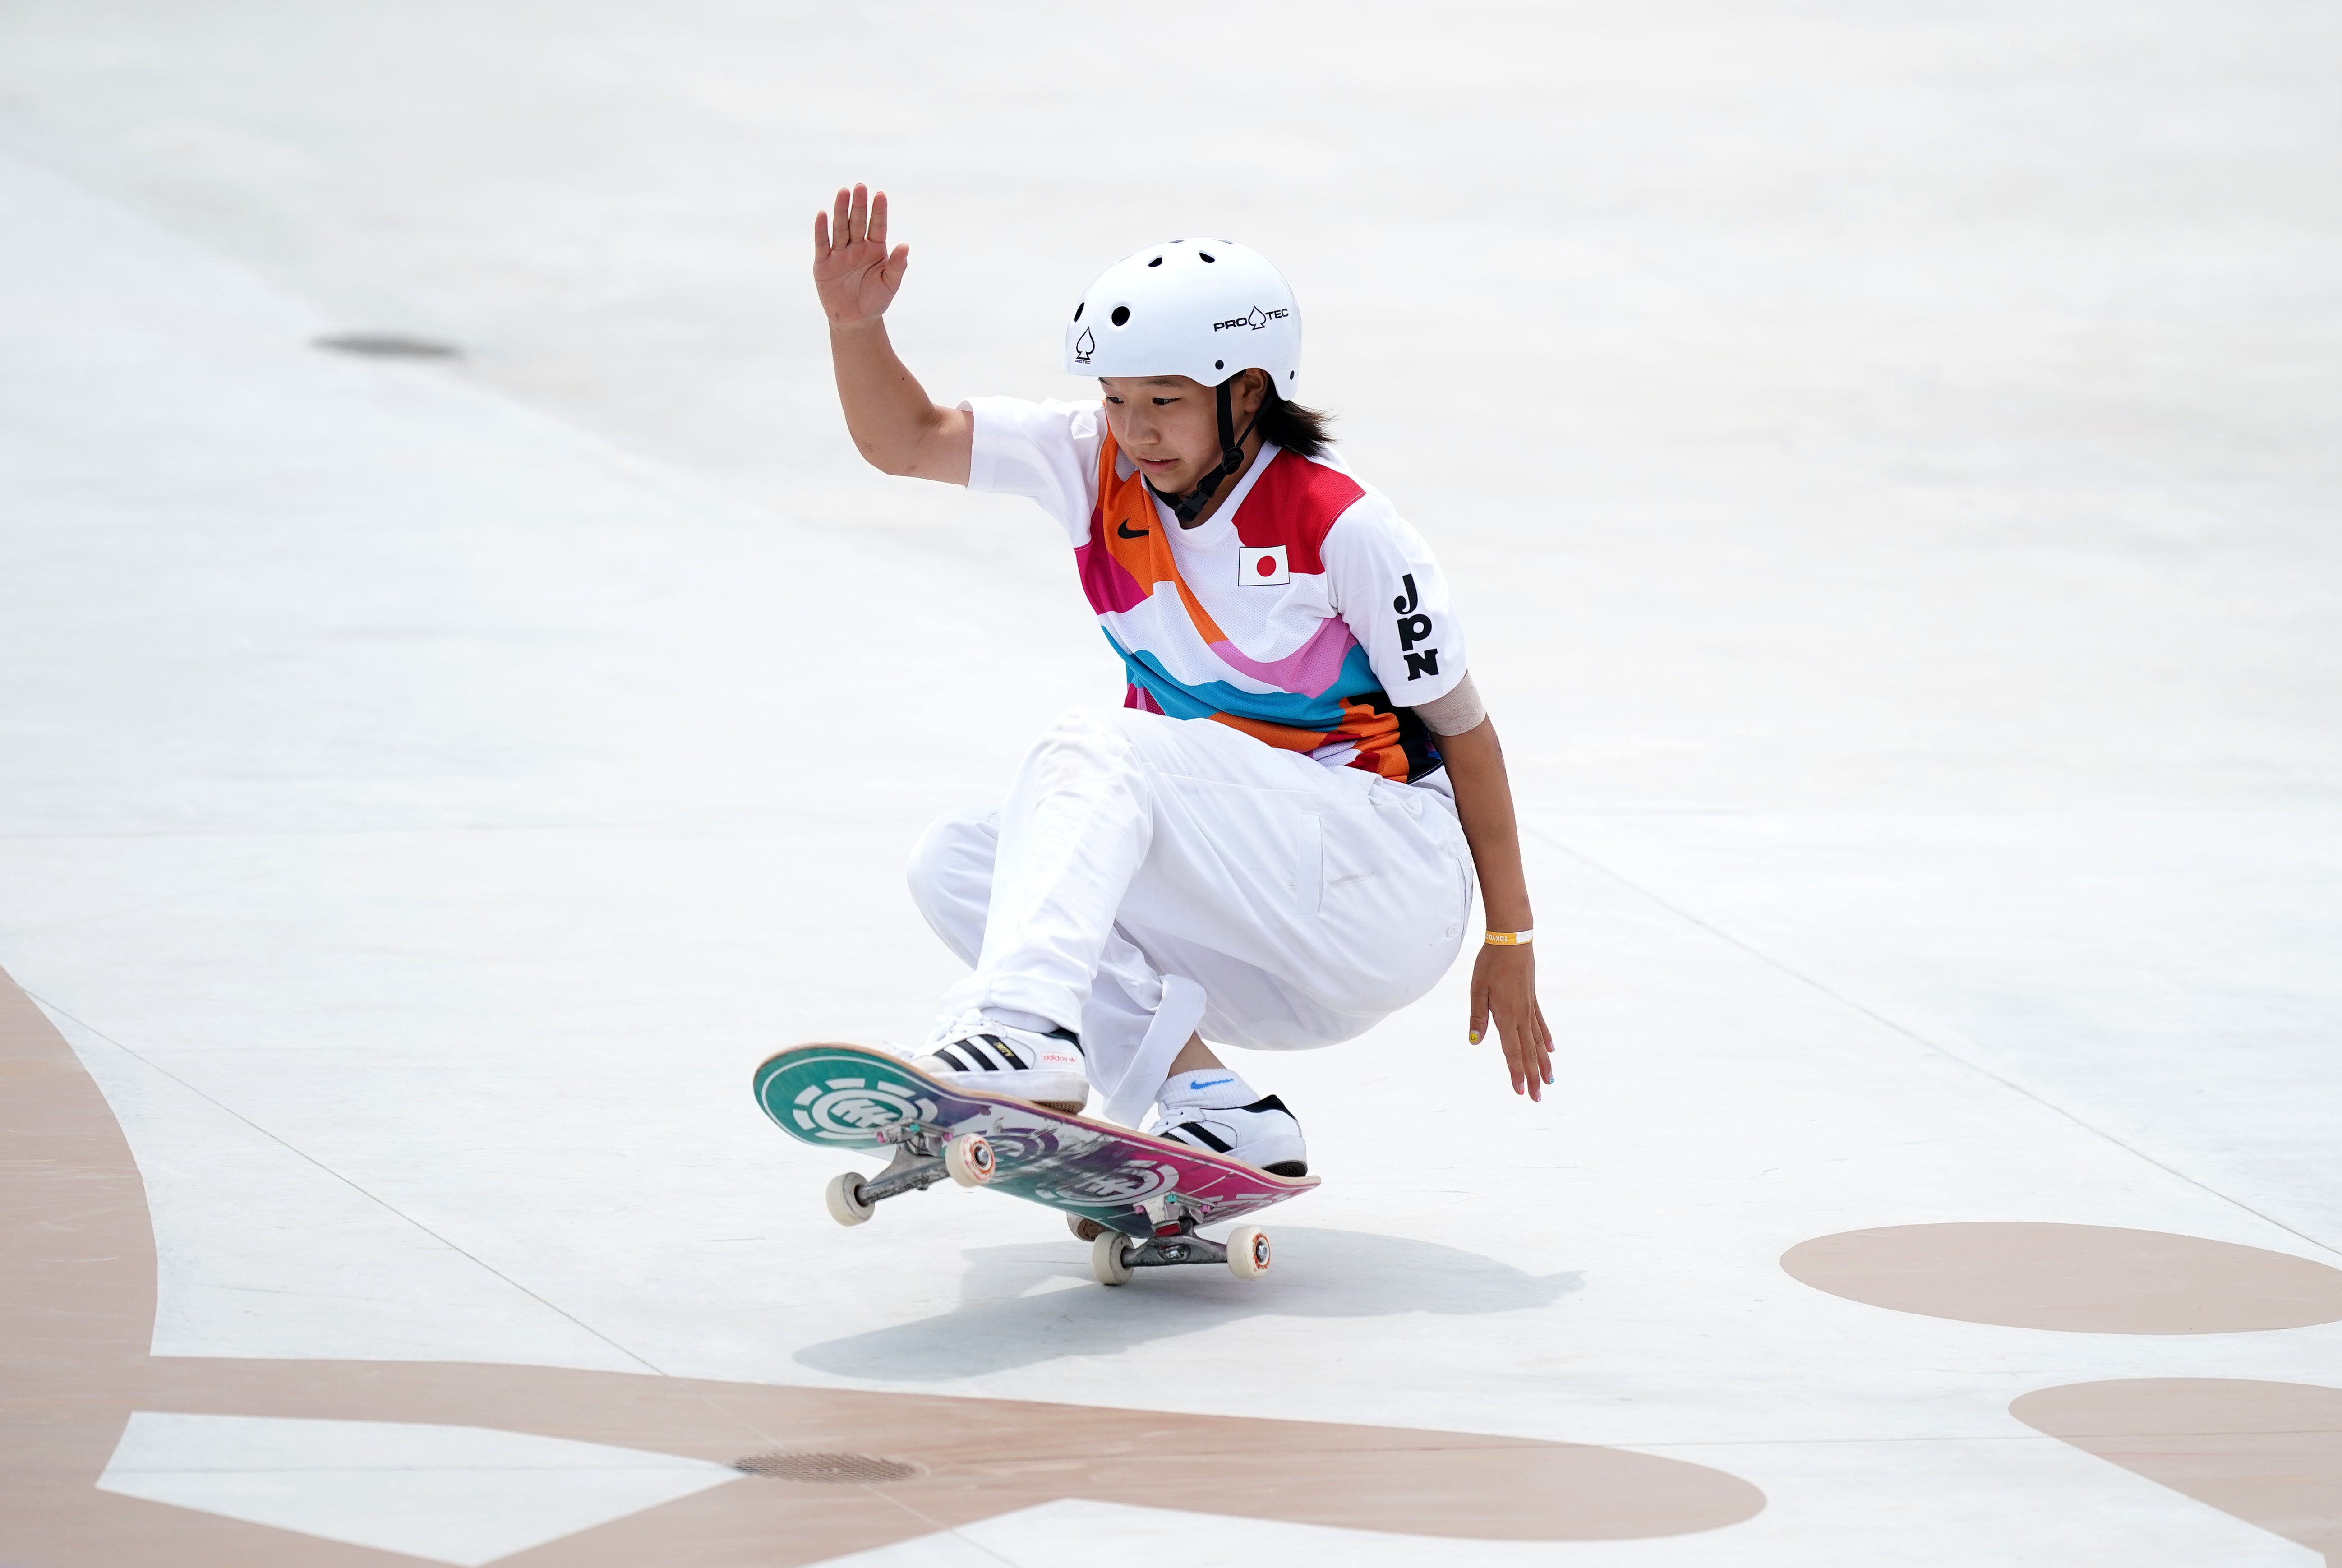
[752,1042,1318,1282]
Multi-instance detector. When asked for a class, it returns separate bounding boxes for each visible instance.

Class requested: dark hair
[1254,383,1335,457]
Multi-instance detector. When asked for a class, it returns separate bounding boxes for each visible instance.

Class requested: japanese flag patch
[1239,545,1289,586]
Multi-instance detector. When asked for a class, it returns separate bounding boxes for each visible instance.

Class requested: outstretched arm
[1439,717,1555,1101]
[814,184,971,484]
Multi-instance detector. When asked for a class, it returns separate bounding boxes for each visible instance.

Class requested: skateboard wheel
[944,1133,996,1188]
[824,1171,875,1227]
[1090,1231,1134,1287]
[1066,1214,1104,1242]
[1226,1225,1271,1280]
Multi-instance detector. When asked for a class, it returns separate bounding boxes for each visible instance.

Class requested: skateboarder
[814,184,1551,1175]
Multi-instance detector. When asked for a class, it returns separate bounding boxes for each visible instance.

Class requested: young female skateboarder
[815,184,1550,1174]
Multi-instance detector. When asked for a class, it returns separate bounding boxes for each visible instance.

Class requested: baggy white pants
[907,706,1474,1123]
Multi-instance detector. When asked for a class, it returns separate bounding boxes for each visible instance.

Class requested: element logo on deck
[792,1077,936,1141]
[980,1124,1065,1166]
[1033,1158,1182,1205]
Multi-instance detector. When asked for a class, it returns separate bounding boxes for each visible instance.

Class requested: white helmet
[1063,238,1302,397]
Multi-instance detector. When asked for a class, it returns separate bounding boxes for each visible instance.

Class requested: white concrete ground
[2,2,2338,1563]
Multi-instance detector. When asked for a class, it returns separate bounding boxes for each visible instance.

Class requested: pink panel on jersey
[1207,614,1361,698]
[1076,512,1151,614]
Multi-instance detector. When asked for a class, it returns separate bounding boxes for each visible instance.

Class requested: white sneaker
[1147,1070,1307,1176]
[913,1018,1089,1113]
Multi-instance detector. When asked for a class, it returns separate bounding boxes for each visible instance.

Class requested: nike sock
[1156,1068,1259,1111]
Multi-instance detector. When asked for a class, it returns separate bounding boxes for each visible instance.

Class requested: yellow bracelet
[1484,929,1533,946]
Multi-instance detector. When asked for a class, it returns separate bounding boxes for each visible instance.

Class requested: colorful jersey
[965,397,1468,784]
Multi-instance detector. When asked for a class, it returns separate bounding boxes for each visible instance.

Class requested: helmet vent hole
[1073,302,1084,321]
[1110,305,1130,326]
[1147,256,1163,267]
[1199,251,1216,263]
[1214,360,1224,370]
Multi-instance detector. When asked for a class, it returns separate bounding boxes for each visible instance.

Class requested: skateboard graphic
[752,1043,1319,1285]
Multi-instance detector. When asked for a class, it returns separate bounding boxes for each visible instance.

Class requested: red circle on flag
[1256,557,1276,577]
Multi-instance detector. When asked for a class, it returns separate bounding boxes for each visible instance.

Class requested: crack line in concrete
[1525,822,2342,1264]
[23,986,675,1378]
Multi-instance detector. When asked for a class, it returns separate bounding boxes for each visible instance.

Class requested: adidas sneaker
[913,1016,1089,1113]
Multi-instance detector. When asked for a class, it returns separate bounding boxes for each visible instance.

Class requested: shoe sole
[1156,1126,1308,1177]
[912,1061,1091,1116]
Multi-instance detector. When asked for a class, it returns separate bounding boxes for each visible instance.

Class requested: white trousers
[907,706,1474,1122]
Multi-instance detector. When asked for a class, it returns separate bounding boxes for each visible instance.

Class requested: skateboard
[751,1042,1319,1285]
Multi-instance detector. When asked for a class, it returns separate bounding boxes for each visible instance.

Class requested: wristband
[1484,929,1533,946]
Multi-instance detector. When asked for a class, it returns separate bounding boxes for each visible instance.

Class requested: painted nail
[1468,1031,1481,1044]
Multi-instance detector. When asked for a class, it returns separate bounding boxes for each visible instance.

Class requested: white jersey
[966,396,1468,783]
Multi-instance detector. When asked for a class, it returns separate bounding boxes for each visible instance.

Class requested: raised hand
[814,183,911,329]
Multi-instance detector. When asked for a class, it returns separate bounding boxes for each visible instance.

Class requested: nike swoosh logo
[1117,521,1151,538]
[1188,1076,1235,1089]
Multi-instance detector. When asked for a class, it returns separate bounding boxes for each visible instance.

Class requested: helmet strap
[1148,377,1263,526]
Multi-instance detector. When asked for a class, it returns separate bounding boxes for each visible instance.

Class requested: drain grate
[313,332,462,360]
[733,1451,921,1485]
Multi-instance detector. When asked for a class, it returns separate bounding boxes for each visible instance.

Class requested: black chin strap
[1148,379,1262,526]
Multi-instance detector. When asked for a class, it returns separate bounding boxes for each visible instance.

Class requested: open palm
[814,183,910,327]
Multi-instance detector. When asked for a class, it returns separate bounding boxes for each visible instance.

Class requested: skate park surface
[2,1,2339,1563]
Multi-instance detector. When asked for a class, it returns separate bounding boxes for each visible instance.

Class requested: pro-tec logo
[1240,545,1289,585]
[1073,328,1096,365]
[1213,305,1292,332]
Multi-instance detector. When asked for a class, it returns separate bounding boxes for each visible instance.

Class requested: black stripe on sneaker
[959,1040,999,1071]
[932,1047,973,1073]
[981,1034,1028,1069]
[1240,1094,1291,1116]
[1045,1026,1085,1056]
[1175,1121,1234,1153]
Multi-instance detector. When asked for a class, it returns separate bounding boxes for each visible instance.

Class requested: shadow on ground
[795,1226,1583,1379]
[5,963,1765,1566]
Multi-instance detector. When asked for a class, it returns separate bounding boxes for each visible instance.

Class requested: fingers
[1473,946,1553,1101]
[1518,1006,1549,1100]
[881,242,910,291]
[1470,981,1517,1096]
[846,182,868,245]
[869,189,889,251]
[813,208,830,259]
[831,186,852,248]
[1491,988,1552,1101]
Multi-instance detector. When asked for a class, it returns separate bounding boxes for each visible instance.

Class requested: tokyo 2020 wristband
[1483,929,1533,946]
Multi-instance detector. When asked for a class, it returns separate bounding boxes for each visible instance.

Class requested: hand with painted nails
[813,182,910,330]
[1470,941,1554,1100]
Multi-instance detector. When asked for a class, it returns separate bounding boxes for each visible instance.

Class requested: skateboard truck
[823,1130,997,1226]
[1087,1201,1272,1286]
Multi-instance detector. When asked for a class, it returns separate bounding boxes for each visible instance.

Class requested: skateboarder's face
[1099,371,1268,498]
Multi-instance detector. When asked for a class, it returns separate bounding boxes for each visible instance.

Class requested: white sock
[982,1008,1067,1037]
[1157,1067,1258,1111]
